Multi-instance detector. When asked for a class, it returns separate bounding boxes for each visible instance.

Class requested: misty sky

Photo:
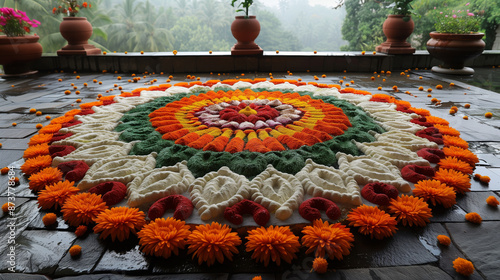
[263,0,342,8]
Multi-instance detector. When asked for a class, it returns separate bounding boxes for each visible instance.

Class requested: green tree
[341,0,387,51]
[471,0,500,49]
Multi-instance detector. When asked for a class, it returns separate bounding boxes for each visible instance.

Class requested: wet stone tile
[28,207,70,230]
[0,197,30,220]
[1,230,75,274]
[228,274,273,280]
[93,244,150,273]
[56,274,229,280]
[446,221,500,280]
[55,233,107,277]
[0,150,24,169]
[456,191,500,221]
[0,273,50,280]
[470,167,500,191]
[429,204,468,223]
[334,226,438,268]
[336,265,453,280]
[0,138,30,150]
[0,200,40,255]
[416,223,483,280]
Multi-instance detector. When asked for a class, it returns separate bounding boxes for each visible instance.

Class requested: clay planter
[230,16,263,55]
[0,35,43,77]
[426,32,485,75]
[375,15,415,54]
[57,17,101,56]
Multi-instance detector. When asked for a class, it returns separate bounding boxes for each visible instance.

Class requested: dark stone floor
[0,68,499,279]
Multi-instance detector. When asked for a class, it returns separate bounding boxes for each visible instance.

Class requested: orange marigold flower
[75,225,88,237]
[465,212,482,224]
[433,168,471,194]
[436,84,443,89]
[347,205,398,240]
[23,143,50,159]
[246,225,300,266]
[388,195,432,227]
[252,277,262,280]
[28,167,63,192]
[438,157,473,175]
[485,112,492,118]
[28,134,53,146]
[301,219,354,260]
[61,193,108,226]
[188,222,241,266]
[38,124,62,134]
[410,107,430,116]
[21,155,52,176]
[486,196,499,207]
[138,217,191,259]
[442,146,478,166]
[93,207,146,242]
[37,181,80,210]
[42,213,57,226]
[312,257,328,274]
[425,115,449,126]
[437,235,451,246]
[69,245,82,257]
[479,175,490,184]
[434,124,460,136]
[2,202,14,213]
[453,257,474,276]
[413,180,456,208]
[443,135,469,150]
[1,167,9,175]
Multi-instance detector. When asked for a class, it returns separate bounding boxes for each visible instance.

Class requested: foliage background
[1,0,498,53]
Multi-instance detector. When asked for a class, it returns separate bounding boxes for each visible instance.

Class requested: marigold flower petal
[28,167,63,192]
[38,180,80,210]
[413,180,456,208]
[188,222,241,266]
[453,257,474,276]
[246,225,300,266]
[388,195,432,227]
[301,219,354,260]
[347,205,398,239]
[442,146,478,166]
[433,168,471,194]
[465,212,482,224]
[21,155,53,176]
[61,193,108,226]
[93,207,146,242]
[437,235,451,246]
[138,217,191,259]
[438,157,473,175]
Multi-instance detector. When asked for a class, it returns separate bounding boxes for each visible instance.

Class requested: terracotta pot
[0,35,42,76]
[230,16,263,55]
[426,32,485,74]
[375,15,415,54]
[57,17,101,55]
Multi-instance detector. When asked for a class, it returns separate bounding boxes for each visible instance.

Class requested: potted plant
[426,4,485,75]
[53,0,101,55]
[375,0,416,54]
[0,7,42,76]
[230,0,263,55]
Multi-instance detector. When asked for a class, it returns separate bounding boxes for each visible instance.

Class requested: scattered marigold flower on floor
[69,245,82,257]
[464,104,470,108]
[94,206,146,242]
[138,217,191,259]
[2,202,14,213]
[12,122,17,126]
[436,84,443,89]
[75,225,88,237]
[188,222,241,266]
[1,167,9,175]
[418,86,424,91]
[361,51,365,55]
[37,180,80,210]
[450,82,455,86]
[388,195,432,227]
[246,225,300,266]
[437,235,451,246]
[21,155,52,176]
[465,212,482,224]
[42,213,57,226]
[372,51,376,54]
[413,180,456,208]
[453,257,474,276]
[463,116,468,120]
[486,196,499,207]
[29,108,36,113]
[449,109,456,114]
[301,219,354,260]
[485,112,493,118]
[371,76,375,80]
[252,277,262,280]
[28,167,63,192]
[377,86,382,90]
[312,257,328,274]
[62,193,108,226]
[427,88,432,92]
[347,205,397,240]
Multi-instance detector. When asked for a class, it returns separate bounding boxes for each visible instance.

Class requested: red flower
[82,2,88,8]
[52,7,57,14]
